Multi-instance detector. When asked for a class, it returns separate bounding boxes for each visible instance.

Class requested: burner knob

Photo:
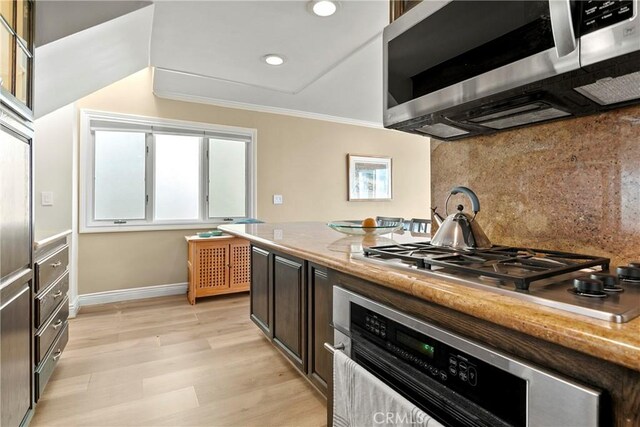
[573,277,604,294]
[590,273,618,289]
[617,265,640,281]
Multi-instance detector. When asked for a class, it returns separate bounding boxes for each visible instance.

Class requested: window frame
[80,110,257,233]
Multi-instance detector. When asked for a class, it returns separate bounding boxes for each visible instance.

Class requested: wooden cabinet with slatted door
[185,235,251,304]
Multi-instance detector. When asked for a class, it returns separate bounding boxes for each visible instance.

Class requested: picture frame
[347,154,392,201]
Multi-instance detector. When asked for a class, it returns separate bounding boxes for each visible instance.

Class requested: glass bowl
[327,220,404,236]
[197,230,223,238]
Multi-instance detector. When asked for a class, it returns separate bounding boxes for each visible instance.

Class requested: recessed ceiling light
[263,54,285,66]
[310,0,337,17]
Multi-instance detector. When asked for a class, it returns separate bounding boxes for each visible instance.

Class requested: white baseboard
[68,296,80,318]
[77,282,188,310]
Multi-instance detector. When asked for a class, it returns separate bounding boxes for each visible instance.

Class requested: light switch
[273,194,283,205]
[41,191,54,206]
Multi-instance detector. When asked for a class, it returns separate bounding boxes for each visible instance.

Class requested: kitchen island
[219,221,640,425]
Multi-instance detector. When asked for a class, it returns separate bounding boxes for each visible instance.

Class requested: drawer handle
[53,290,63,299]
[53,350,62,361]
[52,319,63,330]
[50,261,63,268]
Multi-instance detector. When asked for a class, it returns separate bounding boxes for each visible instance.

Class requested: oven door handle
[324,342,346,354]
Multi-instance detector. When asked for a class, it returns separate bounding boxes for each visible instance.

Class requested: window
[80,110,256,232]
[154,134,201,221]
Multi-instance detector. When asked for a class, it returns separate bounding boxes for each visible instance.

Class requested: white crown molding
[153,89,384,130]
[77,282,188,310]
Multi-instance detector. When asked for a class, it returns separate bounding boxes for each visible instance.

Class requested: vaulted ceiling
[35,1,389,126]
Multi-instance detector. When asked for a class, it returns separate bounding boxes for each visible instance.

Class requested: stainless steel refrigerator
[1,99,34,427]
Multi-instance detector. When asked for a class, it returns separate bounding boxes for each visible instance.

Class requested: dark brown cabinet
[273,255,306,371]
[249,245,333,396]
[250,246,271,336]
[307,263,333,392]
[0,276,32,427]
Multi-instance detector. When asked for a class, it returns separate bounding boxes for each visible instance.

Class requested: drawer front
[36,272,69,328]
[35,246,68,293]
[35,297,69,365]
[36,323,69,401]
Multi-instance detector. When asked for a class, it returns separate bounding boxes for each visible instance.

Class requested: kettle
[431,186,491,250]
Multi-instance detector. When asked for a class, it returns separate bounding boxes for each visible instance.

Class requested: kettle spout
[431,207,445,226]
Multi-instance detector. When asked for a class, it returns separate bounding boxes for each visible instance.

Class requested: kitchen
[1,1,639,426]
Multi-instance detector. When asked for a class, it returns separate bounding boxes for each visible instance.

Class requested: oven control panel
[364,313,387,338]
[384,341,450,382]
[363,312,480,387]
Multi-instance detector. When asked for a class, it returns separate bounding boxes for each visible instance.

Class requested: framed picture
[347,154,392,201]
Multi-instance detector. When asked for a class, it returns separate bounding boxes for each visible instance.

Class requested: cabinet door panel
[0,130,30,279]
[1,281,32,427]
[273,255,305,371]
[230,241,250,290]
[250,246,271,336]
[194,241,229,295]
[308,264,332,393]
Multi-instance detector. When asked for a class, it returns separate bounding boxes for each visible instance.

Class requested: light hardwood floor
[31,294,327,427]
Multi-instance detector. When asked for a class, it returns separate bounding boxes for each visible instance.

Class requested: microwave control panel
[582,0,634,35]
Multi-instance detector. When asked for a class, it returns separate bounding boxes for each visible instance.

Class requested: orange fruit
[361,217,377,230]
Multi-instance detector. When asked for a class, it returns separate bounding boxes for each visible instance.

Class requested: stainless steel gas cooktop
[355,242,640,323]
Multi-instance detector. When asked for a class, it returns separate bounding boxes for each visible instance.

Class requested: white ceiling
[34,6,154,118]
[35,1,390,125]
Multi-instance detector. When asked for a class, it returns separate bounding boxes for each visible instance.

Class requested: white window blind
[208,138,247,218]
[154,134,201,221]
[94,131,146,221]
[81,111,256,232]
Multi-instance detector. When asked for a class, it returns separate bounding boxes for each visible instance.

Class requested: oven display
[396,331,435,359]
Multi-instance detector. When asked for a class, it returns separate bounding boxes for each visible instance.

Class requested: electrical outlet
[273,194,283,205]
[41,191,54,206]
[274,229,284,240]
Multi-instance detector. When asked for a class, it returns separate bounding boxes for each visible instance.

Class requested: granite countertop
[219,221,640,372]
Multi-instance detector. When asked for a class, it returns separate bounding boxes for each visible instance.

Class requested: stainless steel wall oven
[332,287,606,427]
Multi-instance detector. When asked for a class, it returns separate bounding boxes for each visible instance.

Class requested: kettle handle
[445,186,481,215]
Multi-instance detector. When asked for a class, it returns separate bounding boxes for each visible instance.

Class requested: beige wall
[34,104,75,241]
[77,68,430,294]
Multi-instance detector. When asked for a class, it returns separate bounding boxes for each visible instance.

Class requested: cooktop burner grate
[363,243,610,290]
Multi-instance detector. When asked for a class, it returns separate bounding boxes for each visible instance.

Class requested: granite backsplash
[430,105,640,267]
